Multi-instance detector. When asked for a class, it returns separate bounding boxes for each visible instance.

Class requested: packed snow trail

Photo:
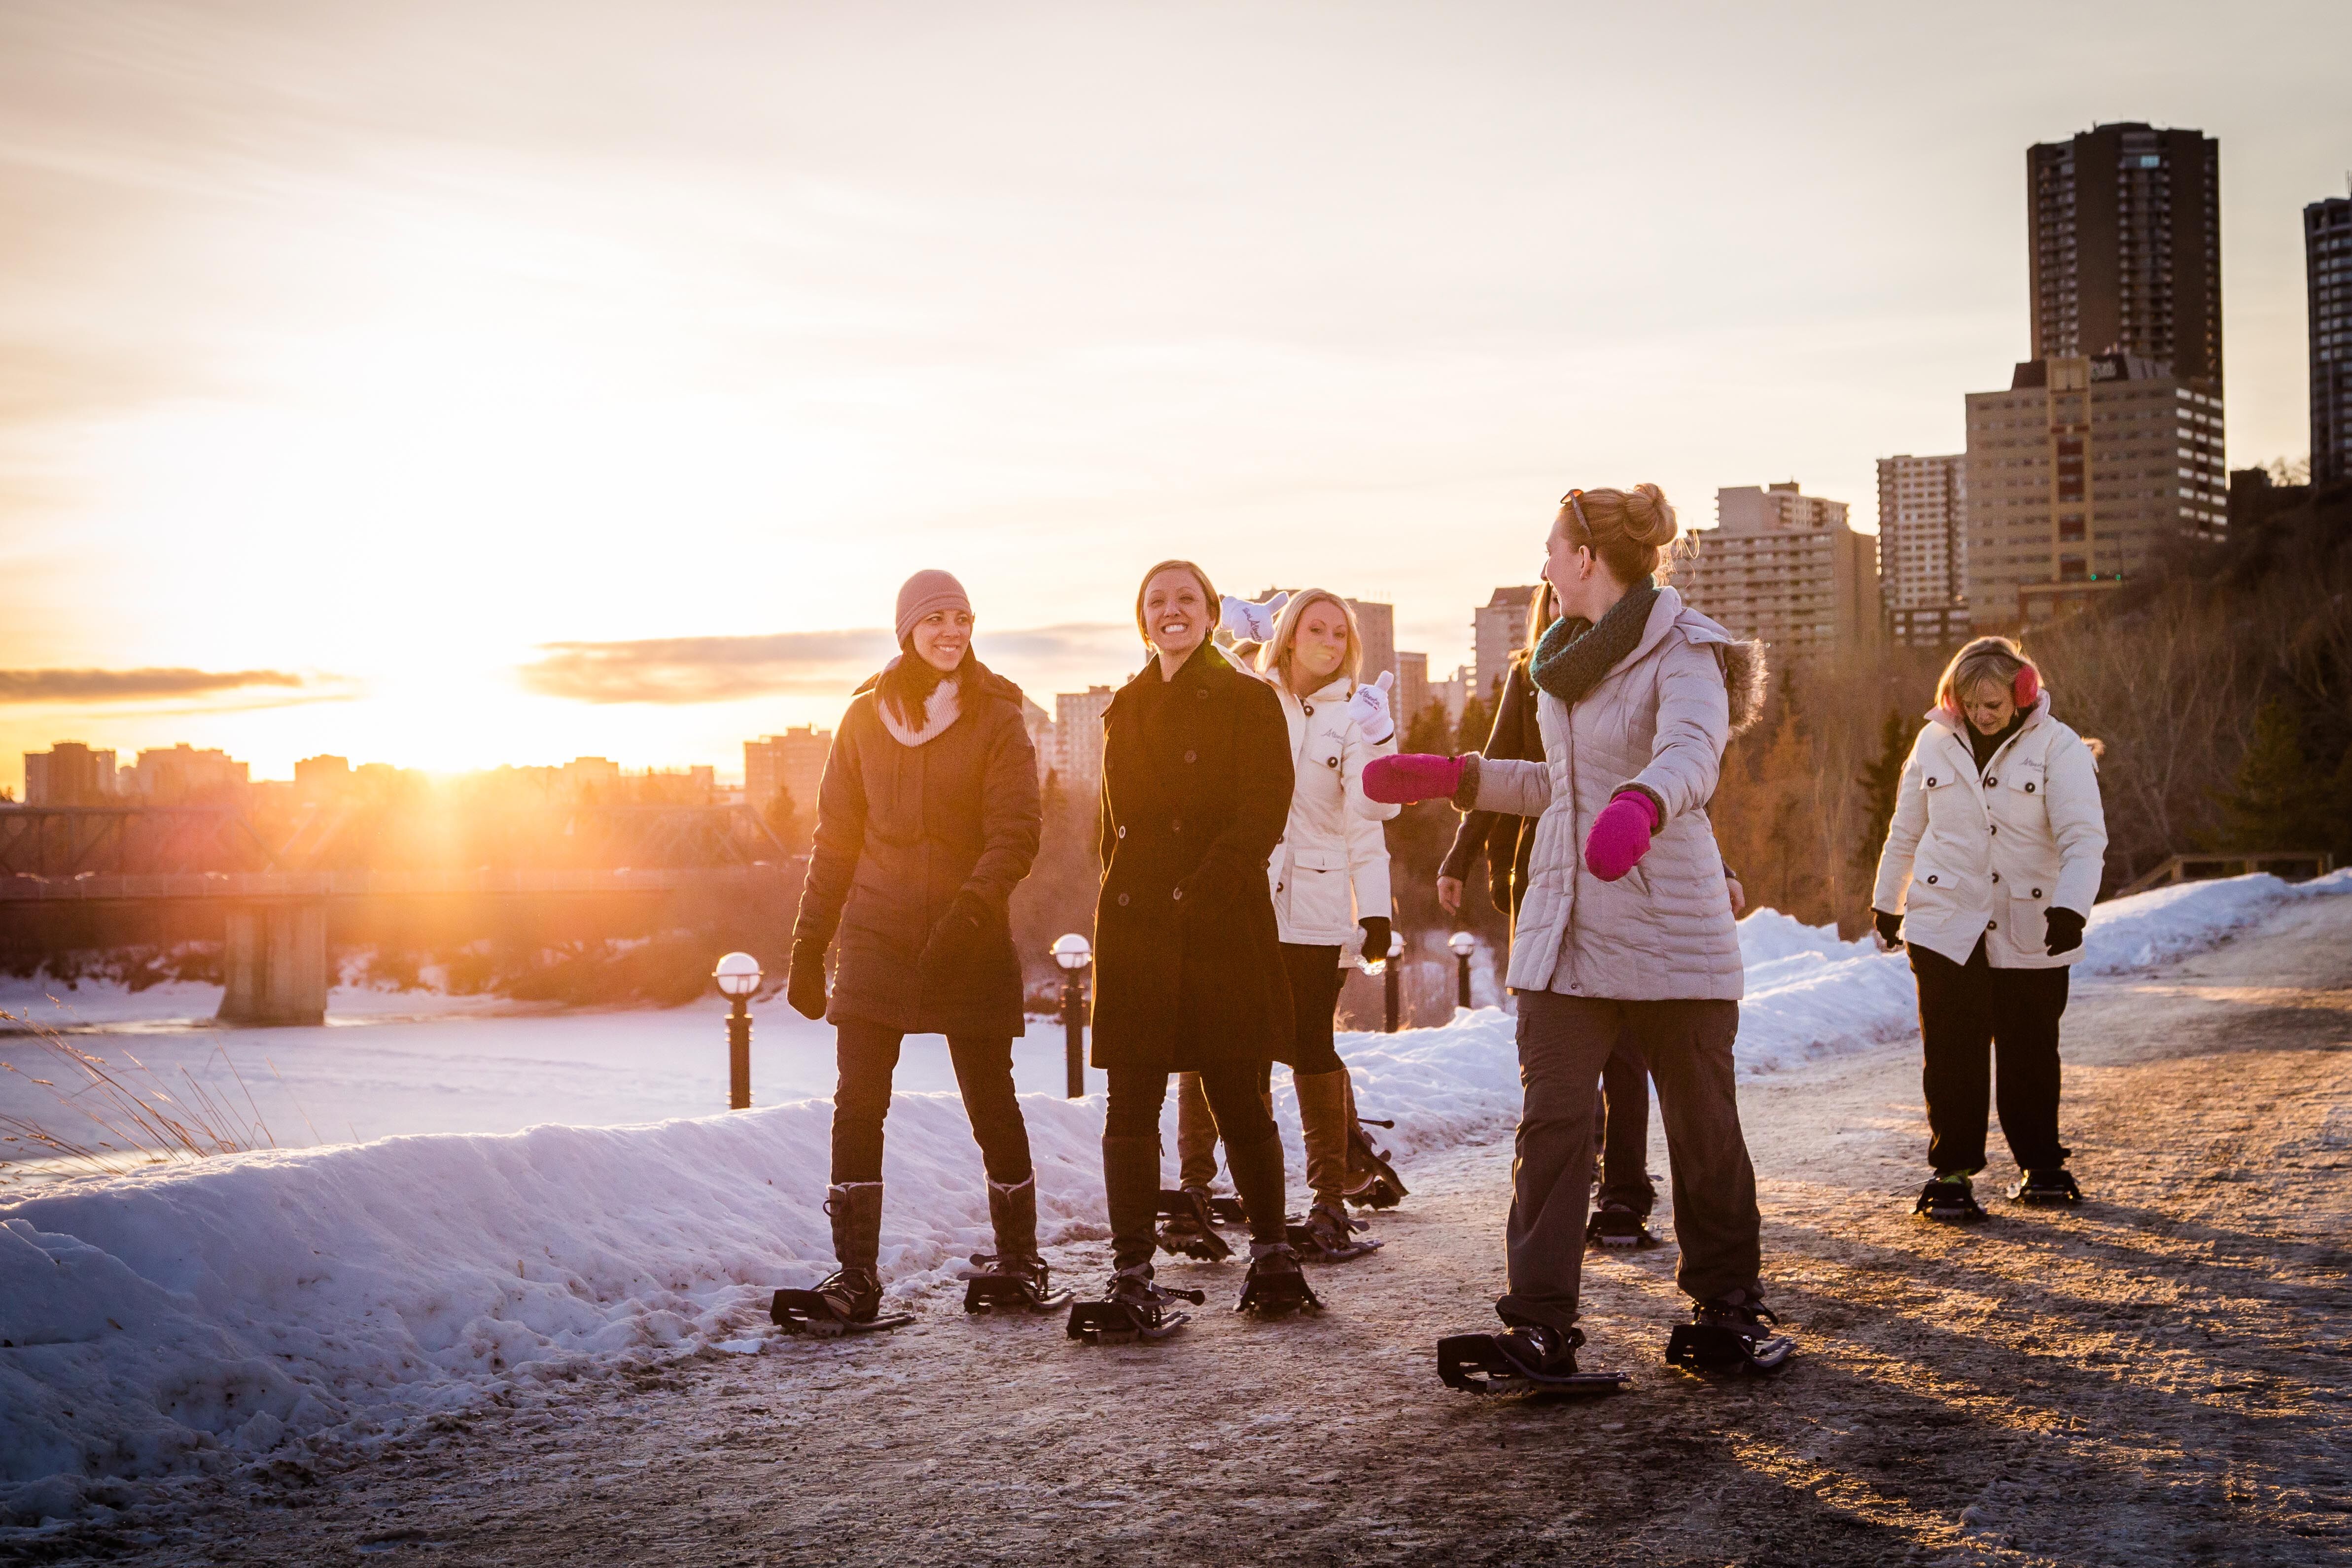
[1,870,2344,1531]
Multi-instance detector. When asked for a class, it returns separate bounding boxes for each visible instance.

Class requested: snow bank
[4,870,2343,1528]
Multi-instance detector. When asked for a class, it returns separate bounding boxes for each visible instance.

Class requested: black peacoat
[790,657,1042,1039]
[1088,642,1296,1074]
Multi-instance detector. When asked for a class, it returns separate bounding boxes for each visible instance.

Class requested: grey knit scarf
[1529,576,1659,708]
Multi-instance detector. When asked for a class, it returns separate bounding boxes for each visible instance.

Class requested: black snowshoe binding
[1343,1118,1409,1210]
[1439,1321,1627,1396]
[1206,1195,1250,1227]
[1913,1172,1990,1224]
[1234,1242,1323,1317]
[961,1253,1075,1314]
[1665,1292,1793,1375]
[770,1267,913,1338]
[1287,1202,1382,1262]
[1155,1186,1235,1261]
[1066,1265,1204,1346]
[1585,1201,1662,1250]
[2006,1168,2082,1206]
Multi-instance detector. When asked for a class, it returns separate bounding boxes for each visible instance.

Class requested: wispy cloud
[518,625,1133,704]
[0,667,309,702]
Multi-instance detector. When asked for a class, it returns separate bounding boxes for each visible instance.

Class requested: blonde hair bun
[1625,483,1678,547]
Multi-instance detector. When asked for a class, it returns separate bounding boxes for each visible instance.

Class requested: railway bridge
[0,805,794,1025]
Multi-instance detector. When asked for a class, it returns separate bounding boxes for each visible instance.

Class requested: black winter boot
[962,1176,1073,1313]
[772,1182,908,1336]
[1102,1133,1165,1274]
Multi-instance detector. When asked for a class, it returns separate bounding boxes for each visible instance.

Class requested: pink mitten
[1583,791,1659,882]
[1363,753,1465,805]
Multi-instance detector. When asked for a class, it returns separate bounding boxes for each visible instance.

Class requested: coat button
[1303,703,1314,716]
[1926,875,1938,884]
[1117,826,1126,839]
[1988,921,1998,931]
[1326,756,1340,769]
[1184,750,1197,763]
[2032,888,2043,898]
[1170,819,1182,833]
[2025,782,2036,793]
[1171,888,1183,901]
[1985,775,1997,786]
[1989,825,1998,836]
[1927,777,1938,787]
[1991,872,2000,883]
[1196,689,1208,700]
[1117,893,1129,906]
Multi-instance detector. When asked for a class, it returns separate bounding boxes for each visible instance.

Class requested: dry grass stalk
[0,1006,280,1186]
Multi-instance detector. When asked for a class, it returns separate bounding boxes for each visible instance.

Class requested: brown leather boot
[1295,1067,1354,1213]
[1174,1072,1221,1192]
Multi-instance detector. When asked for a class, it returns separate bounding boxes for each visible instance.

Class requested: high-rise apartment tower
[1964,353,2223,629]
[1676,484,1878,661]
[2309,193,2352,485]
[2029,123,2222,388]
[1473,586,1542,702]
[1877,454,1970,648]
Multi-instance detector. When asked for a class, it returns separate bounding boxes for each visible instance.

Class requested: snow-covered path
[19,885,2350,1567]
[3,872,2348,1554]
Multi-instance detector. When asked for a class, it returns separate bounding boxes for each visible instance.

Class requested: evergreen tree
[1402,700,1453,756]
[1852,708,1916,884]
[1455,678,1497,756]
[2209,698,2330,853]
[762,785,811,858]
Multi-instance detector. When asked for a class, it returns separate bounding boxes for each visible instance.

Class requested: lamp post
[1050,933,1092,1099]
[1374,930,1405,1033]
[1447,929,1476,1010]
[713,952,762,1111]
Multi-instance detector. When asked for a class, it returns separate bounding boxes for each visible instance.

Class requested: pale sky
[3,0,2345,789]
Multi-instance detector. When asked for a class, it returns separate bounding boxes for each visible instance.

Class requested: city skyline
[2,1,2346,792]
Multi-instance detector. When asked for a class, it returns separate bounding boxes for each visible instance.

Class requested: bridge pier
[217,901,329,1026]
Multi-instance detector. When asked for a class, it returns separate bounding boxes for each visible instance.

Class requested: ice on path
[3,870,2342,1528]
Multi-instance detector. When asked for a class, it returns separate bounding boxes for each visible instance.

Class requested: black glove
[1872,908,1903,950]
[1358,916,1392,968]
[918,889,991,990]
[2044,907,2085,957]
[785,939,830,1021]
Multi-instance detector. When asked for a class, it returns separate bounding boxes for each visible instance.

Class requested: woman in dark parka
[1084,558,1318,1329]
[782,569,1047,1329]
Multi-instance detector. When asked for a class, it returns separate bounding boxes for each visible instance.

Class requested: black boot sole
[769,1289,913,1336]
[1437,1335,1628,1394]
[1664,1323,1794,1375]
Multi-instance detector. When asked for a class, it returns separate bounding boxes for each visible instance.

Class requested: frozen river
[0,978,1102,1165]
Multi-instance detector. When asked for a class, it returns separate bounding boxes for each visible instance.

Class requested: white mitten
[1219,592,1289,644]
[1344,670,1396,742]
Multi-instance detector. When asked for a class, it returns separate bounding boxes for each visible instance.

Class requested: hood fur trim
[1719,640,1768,735]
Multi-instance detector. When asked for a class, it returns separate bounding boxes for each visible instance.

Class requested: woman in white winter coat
[1871,636,2107,1220]
[1367,485,1787,1386]
[1165,589,1400,1261]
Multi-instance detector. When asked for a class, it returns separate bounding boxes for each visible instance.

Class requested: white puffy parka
[1870,693,2107,970]
[1258,672,1398,957]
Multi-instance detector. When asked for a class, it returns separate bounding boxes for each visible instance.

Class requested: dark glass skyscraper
[2028,123,2222,390]
[2308,194,2352,485]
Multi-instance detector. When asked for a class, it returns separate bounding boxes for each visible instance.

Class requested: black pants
[1505,993,1760,1332]
[1910,940,2071,1175]
[1594,1034,1655,1215]
[1105,1063,1286,1267]
[831,1018,1034,1187]
[1275,943,1348,1074]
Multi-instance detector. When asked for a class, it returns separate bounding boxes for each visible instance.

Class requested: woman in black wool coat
[1080,558,1320,1335]
[780,569,1049,1332]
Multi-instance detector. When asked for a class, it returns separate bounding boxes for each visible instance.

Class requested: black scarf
[1967,710,2024,776]
[1529,576,1659,707]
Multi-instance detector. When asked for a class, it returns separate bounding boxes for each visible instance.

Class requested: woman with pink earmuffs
[1870,635,2107,1224]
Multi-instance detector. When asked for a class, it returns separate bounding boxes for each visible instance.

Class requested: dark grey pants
[1501,992,1763,1334]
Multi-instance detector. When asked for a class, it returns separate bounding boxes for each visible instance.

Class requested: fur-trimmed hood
[1718,638,1767,735]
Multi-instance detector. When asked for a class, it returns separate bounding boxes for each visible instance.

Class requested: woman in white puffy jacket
[1871,635,2107,1221]
[1168,588,1399,1261]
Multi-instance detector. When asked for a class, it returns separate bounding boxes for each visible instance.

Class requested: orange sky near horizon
[2,0,2346,791]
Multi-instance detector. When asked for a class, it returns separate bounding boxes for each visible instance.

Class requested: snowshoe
[1913,1173,1989,1224]
[770,1268,913,1338]
[1156,1187,1234,1261]
[1665,1293,1793,1375]
[1066,1266,1204,1345]
[1343,1119,1409,1210]
[1287,1202,1382,1262]
[1207,1195,1250,1227]
[1585,1201,1662,1250]
[1438,1322,1627,1395]
[2006,1168,2082,1206]
[960,1253,1075,1315]
[1234,1242,1323,1317]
